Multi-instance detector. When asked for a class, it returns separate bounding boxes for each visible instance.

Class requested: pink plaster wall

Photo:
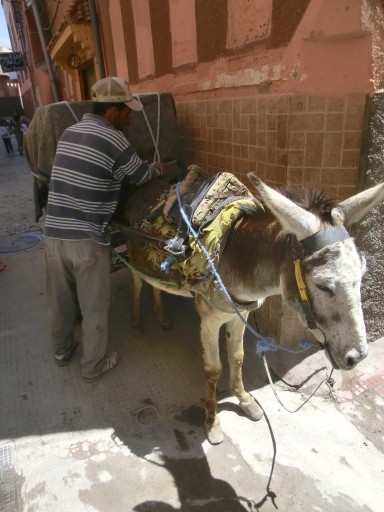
[123,0,381,100]
[132,0,155,79]
[21,1,384,113]
[226,0,272,48]
[169,0,197,69]
[109,0,131,81]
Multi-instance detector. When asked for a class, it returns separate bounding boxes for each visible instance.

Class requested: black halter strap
[301,225,350,257]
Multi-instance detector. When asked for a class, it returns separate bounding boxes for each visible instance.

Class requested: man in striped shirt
[44,77,166,382]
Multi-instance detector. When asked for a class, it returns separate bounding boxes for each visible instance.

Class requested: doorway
[80,61,96,100]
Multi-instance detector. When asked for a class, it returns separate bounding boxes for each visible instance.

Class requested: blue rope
[160,255,178,273]
[255,337,314,356]
[172,183,314,356]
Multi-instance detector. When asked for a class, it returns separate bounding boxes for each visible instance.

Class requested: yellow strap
[294,259,309,301]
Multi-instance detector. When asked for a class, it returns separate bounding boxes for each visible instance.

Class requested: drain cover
[131,404,160,425]
[0,231,43,253]
[0,443,18,512]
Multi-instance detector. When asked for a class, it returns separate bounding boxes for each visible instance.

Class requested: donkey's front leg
[226,314,264,421]
[131,272,143,330]
[195,295,227,445]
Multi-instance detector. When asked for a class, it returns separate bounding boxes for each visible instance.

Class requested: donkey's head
[248,174,384,370]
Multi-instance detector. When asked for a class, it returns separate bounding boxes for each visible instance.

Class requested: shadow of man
[114,408,260,512]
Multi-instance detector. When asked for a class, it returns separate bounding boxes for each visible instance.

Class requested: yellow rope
[294,259,309,301]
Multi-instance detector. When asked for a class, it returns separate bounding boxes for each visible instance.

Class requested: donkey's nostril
[346,356,357,368]
[343,348,361,369]
[335,345,367,371]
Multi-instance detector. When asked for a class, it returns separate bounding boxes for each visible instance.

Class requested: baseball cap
[91,76,143,111]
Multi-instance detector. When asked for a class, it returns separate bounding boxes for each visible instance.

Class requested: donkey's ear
[247,173,320,240]
[332,182,384,226]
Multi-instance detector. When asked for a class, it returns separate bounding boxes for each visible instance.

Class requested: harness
[132,169,262,289]
[147,170,257,257]
[292,225,350,331]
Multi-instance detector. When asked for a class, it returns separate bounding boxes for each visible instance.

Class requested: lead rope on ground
[262,356,335,413]
[174,182,335,412]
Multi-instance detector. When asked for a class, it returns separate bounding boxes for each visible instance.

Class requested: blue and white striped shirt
[44,113,162,244]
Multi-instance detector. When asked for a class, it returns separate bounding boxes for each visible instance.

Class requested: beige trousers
[44,238,111,376]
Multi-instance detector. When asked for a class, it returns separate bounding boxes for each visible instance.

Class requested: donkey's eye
[315,284,335,297]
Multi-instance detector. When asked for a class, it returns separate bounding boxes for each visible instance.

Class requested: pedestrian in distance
[44,76,167,382]
[10,111,25,155]
[0,119,14,154]
[20,121,28,134]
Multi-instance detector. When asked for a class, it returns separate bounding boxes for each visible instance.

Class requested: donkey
[118,172,384,444]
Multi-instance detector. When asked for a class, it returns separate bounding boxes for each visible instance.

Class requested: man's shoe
[82,351,120,383]
[54,343,78,367]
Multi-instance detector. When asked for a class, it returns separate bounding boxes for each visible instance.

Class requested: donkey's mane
[236,199,262,217]
[240,185,340,226]
[277,186,340,226]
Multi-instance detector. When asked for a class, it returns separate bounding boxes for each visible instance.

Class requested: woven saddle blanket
[129,165,262,292]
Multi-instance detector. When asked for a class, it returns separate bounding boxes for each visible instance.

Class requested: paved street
[0,133,383,512]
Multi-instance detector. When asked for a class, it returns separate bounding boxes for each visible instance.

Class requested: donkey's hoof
[240,399,264,421]
[205,423,224,445]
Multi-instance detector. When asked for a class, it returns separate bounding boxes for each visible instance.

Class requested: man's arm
[113,145,167,185]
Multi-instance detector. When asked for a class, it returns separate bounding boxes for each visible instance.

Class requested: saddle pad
[141,198,257,288]
[140,168,262,289]
[192,172,254,227]
[178,198,257,288]
[147,168,254,231]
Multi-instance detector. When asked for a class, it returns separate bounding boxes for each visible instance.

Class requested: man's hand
[155,162,167,177]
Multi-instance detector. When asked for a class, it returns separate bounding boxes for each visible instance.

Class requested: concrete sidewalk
[0,138,384,512]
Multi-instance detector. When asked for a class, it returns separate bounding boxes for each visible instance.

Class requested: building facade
[2,0,382,193]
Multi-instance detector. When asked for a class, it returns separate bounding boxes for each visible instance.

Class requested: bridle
[292,225,351,351]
